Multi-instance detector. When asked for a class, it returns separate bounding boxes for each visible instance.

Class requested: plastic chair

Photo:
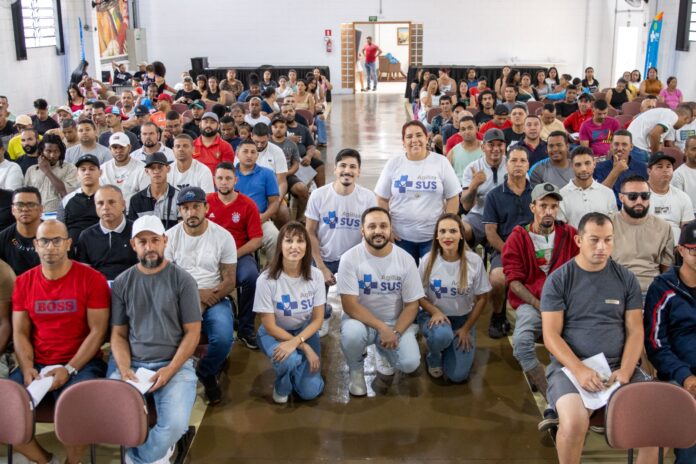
[54,379,148,464]
[0,380,35,464]
[426,107,442,123]
[296,109,314,124]
[663,146,685,168]
[606,381,696,463]
[172,103,188,114]
[526,101,544,115]
[593,91,606,101]
[607,107,618,117]
[621,101,642,117]
[615,114,634,129]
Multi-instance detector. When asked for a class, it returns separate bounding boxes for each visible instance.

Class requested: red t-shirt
[363,44,379,63]
[206,192,263,250]
[13,261,110,365]
[563,109,593,133]
[478,119,512,139]
[193,135,235,175]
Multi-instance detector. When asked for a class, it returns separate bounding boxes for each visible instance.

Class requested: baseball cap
[131,215,165,238]
[144,152,172,168]
[531,182,563,202]
[679,221,696,247]
[494,104,510,116]
[188,100,205,110]
[55,105,72,116]
[105,105,121,116]
[75,154,100,168]
[176,186,206,205]
[483,128,506,143]
[202,112,219,122]
[648,151,676,167]
[108,132,130,147]
[15,115,32,127]
[134,105,150,116]
[157,93,172,103]
[270,115,286,126]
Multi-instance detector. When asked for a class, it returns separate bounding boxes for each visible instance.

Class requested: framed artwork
[397,27,409,46]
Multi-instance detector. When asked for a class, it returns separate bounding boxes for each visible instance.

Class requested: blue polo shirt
[593,156,648,207]
[482,178,533,242]
[235,164,279,213]
[517,139,548,167]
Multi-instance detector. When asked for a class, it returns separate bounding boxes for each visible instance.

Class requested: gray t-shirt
[529,159,574,188]
[65,143,113,165]
[540,258,642,368]
[111,262,202,362]
[271,139,301,169]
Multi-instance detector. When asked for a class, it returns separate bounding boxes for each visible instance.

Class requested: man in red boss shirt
[193,112,235,175]
[11,219,110,464]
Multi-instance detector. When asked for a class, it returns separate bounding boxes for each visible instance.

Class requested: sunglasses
[621,191,651,201]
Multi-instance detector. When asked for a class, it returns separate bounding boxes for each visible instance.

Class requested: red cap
[157,93,172,103]
[105,105,121,116]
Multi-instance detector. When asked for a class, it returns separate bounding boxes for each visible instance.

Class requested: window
[690,0,696,42]
[21,0,57,48]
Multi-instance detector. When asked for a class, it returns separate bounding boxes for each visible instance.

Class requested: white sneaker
[272,387,289,404]
[376,351,395,376]
[318,318,330,337]
[427,365,443,378]
[153,445,176,464]
[348,368,367,396]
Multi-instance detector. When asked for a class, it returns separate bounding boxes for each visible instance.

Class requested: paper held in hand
[125,367,157,395]
[295,164,317,185]
[26,365,63,406]
[561,353,621,410]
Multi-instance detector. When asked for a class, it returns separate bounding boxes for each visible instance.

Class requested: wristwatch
[64,364,78,377]
[393,329,402,339]
[299,336,306,345]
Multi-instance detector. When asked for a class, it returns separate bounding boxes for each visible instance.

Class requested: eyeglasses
[683,247,696,256]
[620,192,651,201]
[12,201,40,210]
[36,237,69,248]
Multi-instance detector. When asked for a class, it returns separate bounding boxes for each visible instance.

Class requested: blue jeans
[340,318,421,373]
[630,146,650,163]
[315,116,327,144]
[364,61,377,89]
[10,358,106,400]
[417,311,476,383]
[675,445,696,463]
[236,254,259,338]
[257,324,324,399]
[109,358,197,464]
[198,298,235,378]
[395,239,432,266]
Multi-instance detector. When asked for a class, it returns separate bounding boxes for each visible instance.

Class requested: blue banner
[644,11,663,77]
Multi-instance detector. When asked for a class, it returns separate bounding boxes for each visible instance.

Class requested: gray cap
[531,182,563,202]
[483,128,506,143]
[176,186,206,205]
[202,112,219,122]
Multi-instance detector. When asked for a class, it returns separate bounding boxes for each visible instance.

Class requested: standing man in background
[360,36,382,92]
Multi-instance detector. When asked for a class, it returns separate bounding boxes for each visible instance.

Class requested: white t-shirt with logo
[461,157,508,216]
[165,221,237,289]
[244,114,271,127]
[168,159,215,193]
[337,243,424,323]
[99,158,149,207]
[665,120,696,150]
[253,267,326,331]
[305,184,377,262]
[418,251,491,317]
[649,185,695,243]
[257,143,288,175]
[672,164,696,215]
[374,153,461,242]
[627,108,679,151]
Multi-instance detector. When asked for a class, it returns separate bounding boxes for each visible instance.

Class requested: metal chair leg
[8,444,12,464]
[90,443,96,464]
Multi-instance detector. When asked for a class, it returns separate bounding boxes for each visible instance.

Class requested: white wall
[137,0,618,94]
[374,23,409,74]
[0,0,95,115]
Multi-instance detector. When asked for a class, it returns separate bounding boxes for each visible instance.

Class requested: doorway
[353,21,410,94]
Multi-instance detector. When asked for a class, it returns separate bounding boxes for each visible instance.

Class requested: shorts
[462,212,486,247]
[489,250,502,269]
[287,174,304,191]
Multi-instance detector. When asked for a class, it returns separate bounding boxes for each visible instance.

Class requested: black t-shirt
[165,129,198,149]
[503,127,525,145]
[286,123,314,157]
[0,189,15,232]
[680,274,696,300]
[206,91,220,102]
[113,71,132,85]
[474,111,493,126]
[62,191,99,246]
[183,121,201,137]
[0,223,39,276]
[133,71,146,81]
[17,155,39,175]
[31,115,60,135]
[581,79,600,93]
[175,89,202,103]
[0,121,14,137]
[555,102,579,118]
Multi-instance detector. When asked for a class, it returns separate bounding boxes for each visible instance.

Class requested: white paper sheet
[26,364,63,405]
[562,353,621,410]
[295,164,317,185]
[125,367,156,395]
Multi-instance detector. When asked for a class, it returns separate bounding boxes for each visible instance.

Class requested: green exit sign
[369,16,378,22]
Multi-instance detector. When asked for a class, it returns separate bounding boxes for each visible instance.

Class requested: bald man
[11,220,110,464]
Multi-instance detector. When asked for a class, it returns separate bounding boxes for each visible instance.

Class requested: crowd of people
[0,61,695,464]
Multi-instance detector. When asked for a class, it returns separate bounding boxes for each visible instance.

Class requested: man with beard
[558,146,617,228]
[128,152,180,230]
[119,90,136,118]
[90,101,109,136]
[109,215,201,463]
[15,128,41,174]
[474,90,496,126]
[206,163,262,350]
[270,117,305,223]
[647,152,694,242]
[611,175,674,294]
[168,134,214,193]
[76,185,138,281]
[24,134,79,213]
[244,97,271,128]
[251,123,288,210]
[163,111,197,149]
[193,113,235,176]
[151,93,173,129]
[100,132,148,208]
[131,122,174,163]
[184,100,205,137]
[281,104,326,187]
[579,99,620,158]
[0,187,42,275]
[61,119,79,149]
[306,149,377,337]
[338,207,423,396]
[165,187,237,405]
[594,129,648,206]
[529,131,573,188]
[65,120,112,165]
[98,106,140,150]
[503,183,578,402]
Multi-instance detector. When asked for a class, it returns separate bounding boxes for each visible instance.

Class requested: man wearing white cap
[100,132,148,208]
[54,106,73,124]
[6,115,38,160]
[109,215,201,464]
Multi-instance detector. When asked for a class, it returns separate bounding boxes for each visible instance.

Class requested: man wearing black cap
[647,151,695,243]
[478,104,512,139]
[165,186,237,404]
[128,152,180,229]
[58,154,101,247]
[193,112,235,176]
[183,100,205,137]
[644,220,696,462]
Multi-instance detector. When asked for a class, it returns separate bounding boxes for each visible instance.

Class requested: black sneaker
[488,314,508,339]
[197,372,222,405]
[537,408,559,432]
[239,333,259,350]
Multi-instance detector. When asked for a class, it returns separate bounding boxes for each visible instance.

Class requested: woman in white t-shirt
[417,214,491,382]
[375,121,461,265]
[253,222,326,404]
